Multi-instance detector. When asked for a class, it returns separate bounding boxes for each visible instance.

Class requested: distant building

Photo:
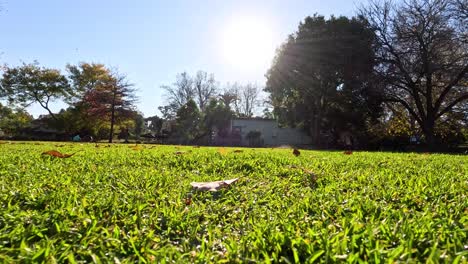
[214,118,311,147]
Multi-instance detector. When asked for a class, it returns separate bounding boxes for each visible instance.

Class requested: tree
[0,62,71,121]
[66,62,111,96]
[161,71,217,114]
[224,82,261,117]
[238,83,260,117]
[0,103,32,136]
[218,87,238,109]
[173,99,201,144]
[162,72,194,111]
[145,115,164,135]
[84,72,137,143]
[133,113,145,140]
[265,15,381,145]
[193,71,217,111]
[203,98,233,140]
[360,0,468,148]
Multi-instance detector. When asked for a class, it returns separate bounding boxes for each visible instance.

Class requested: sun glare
[221,17,276,71]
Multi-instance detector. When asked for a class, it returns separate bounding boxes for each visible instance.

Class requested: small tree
[173,99,201,144]
[203,99,233,140]
[83,72,138,143]
[0,103,32,136]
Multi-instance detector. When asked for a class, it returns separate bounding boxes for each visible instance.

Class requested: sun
[221,17,276,71]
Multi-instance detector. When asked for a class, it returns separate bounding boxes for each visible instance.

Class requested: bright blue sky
[0,0,366,117]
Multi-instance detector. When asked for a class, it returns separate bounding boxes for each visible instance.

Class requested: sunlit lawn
[0,141,466,263]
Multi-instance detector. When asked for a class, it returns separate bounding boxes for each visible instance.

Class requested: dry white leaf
[190,178,239,192]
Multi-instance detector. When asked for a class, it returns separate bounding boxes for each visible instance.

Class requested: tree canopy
[361,0,468,147]
[265,15,382,146]
[0,62,72,121]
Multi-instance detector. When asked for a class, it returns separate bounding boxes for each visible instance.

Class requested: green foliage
[0,103,32,136]
[0,143,466,262]
[0,62,71,120]
[265,15,382,145]
[173,99,201,144]
[66,63,138,142]
[203,99,233,132]
[145,115,164,135]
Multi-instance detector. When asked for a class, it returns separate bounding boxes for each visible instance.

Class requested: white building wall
[231,119,311,146]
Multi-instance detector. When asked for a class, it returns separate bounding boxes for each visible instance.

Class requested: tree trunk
[108,90,117,143]
[422,119,436,151]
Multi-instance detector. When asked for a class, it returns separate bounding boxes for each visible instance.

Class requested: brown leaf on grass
[55,144,66,147]
[175,151,186,155]
[190,178,238,192]
[130,145,142,151]
[184,197,192,205]
[293,148,301,156]
[218,148,227,155]
[344,151,353,155]
[233,149,243,153]
[302,169,318,183]
[42,150,75,158]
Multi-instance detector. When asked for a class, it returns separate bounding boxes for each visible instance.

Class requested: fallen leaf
[233,149,243,153]
[42,150,75,158]
[131,145,142,151]
[175,151,186,155]
[218,148,227,155]
[184,197,192,205]
[344,151,353,155]
[293,149,301,156]
[190,178,238,192]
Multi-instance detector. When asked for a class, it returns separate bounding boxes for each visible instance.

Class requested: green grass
[0,142,466,263]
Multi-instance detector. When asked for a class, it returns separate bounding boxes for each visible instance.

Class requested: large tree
[265,15,381,146]
[0,62,71,121]
[361,0,468,147]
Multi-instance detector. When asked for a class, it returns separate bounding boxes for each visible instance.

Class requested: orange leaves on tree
[42,150,75,158]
